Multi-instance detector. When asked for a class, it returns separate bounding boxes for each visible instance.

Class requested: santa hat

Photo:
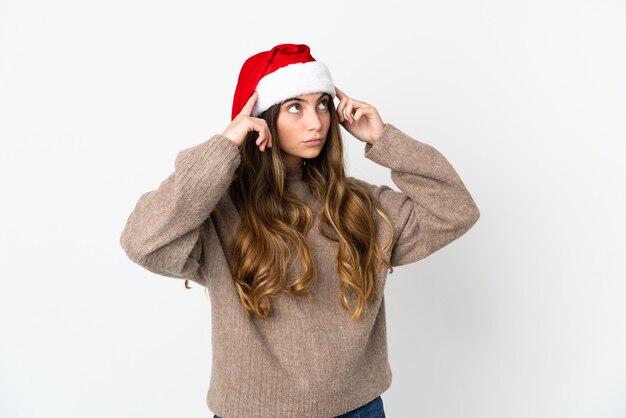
[231,43,336,120]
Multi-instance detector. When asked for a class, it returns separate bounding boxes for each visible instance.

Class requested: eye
[286,103,301,114]
[285,98,329,114]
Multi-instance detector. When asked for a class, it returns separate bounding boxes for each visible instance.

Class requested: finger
[253,120,266,144]
[336,100,345,122]
[256,131,265,151]
[335,86,349,122]
[334,86,347,101]
[337,99,349,122]
[251,118,268,136]
[344,102,355,123]
[260,127,272,151]
[239,91,258,117]
[258,122,271,148]
[253,123,272,152]
[262,129,272,151]
[352,108,364,123]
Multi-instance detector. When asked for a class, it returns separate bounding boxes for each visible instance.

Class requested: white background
[1,1,625,417]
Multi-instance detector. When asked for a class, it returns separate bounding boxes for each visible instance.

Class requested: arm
[363,123,480,267]
[119,134,240,285]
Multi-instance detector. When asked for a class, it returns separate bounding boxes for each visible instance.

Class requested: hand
[334,86,384,145]
[221,91,273,152]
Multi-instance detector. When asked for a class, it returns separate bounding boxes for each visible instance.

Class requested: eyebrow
[283,93,330,104]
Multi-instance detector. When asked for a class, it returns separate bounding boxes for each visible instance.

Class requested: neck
[283,154,304,169]
[285,160,305,169]
[285,163,304,182]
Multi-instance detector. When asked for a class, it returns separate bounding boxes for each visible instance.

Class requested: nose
[303,107,323,130]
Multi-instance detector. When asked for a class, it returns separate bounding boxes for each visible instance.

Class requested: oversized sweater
[119,123,480,418]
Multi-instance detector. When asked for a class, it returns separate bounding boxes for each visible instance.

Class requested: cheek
[276,120,299,146]
[275,118,289,145]
[322,114,332,132]
[276,125,295,150]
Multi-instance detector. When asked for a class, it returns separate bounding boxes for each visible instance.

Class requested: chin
[301,150,322,159]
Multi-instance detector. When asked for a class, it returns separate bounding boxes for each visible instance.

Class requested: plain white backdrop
[1,0,625,417]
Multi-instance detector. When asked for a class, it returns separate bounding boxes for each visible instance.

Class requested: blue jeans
[213,395,385,418]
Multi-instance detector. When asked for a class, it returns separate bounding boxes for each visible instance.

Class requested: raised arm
[120,92,274,285]
[333,87,480,267]
[361,123,480,267]
[119,134,240,285]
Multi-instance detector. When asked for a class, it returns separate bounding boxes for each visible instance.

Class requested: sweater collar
[285,164,304,182]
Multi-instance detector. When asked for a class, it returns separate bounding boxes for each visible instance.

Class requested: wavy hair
[187,95,394,321]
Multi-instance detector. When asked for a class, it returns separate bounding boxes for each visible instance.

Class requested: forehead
[283,92,328,103]
[298,92,326,99]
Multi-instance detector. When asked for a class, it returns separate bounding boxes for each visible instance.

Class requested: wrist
[368,125,385,145]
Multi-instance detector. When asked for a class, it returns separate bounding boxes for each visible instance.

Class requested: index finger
[239,91,258,117]
[334,86,348,101]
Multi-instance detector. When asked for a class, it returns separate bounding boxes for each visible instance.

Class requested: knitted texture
[120,123,480,417]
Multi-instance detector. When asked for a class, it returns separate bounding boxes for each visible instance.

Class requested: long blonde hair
[188,96,394,321]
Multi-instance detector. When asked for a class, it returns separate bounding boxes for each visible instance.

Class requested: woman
[120,43,480,418]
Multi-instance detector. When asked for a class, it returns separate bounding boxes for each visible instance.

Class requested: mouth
[303,138,323,147]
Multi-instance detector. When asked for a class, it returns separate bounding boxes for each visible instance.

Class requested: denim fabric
[213,395,385,418]
[336,395,385,417]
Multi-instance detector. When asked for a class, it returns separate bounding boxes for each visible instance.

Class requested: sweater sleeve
[119,134,241,285]
[362,123,480,267]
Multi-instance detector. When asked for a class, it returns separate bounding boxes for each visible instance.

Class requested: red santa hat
[231,43,336,120]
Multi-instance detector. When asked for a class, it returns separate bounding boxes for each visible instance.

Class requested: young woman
[120,43,480,418]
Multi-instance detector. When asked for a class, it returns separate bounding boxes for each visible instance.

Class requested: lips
[303,138,323,147]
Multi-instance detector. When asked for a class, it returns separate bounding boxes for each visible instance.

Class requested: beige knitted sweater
[120,123,480,417]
